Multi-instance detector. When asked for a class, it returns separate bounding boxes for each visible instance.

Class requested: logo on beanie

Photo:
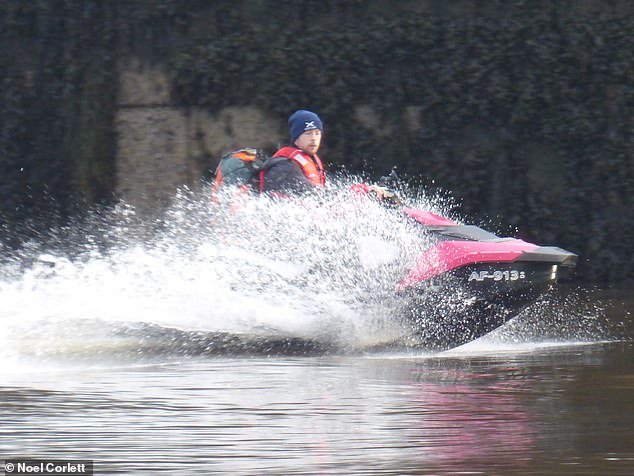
[304,121,317,131]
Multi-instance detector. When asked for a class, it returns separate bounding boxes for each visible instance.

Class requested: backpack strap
[257,156,290,193]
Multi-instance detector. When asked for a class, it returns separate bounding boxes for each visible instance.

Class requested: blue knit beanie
[288,110,323,144]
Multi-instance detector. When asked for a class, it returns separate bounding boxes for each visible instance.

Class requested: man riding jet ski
[214,110,578,350]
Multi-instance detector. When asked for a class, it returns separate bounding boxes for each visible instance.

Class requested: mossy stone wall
[1,1,632,284]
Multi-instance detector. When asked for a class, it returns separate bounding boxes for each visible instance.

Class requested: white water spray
[0,178,606,365]
[0,179,451,362]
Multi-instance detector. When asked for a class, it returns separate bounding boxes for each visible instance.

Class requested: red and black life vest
[272,146,326,187]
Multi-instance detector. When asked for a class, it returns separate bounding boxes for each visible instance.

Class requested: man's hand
[367,184,388,198]
[349,183,402,206]
[368,184,402,206]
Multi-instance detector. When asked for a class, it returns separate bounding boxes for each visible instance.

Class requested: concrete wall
[115,58,281,213]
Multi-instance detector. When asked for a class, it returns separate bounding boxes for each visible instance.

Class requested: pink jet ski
[395,207,577,349]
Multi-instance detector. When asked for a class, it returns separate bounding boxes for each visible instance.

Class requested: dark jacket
[262,146,325,195]
[261,158,316,195]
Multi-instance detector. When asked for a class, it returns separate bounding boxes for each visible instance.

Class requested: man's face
[294,129,322,155]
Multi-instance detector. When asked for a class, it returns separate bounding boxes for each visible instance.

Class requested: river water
[1,186,633,475]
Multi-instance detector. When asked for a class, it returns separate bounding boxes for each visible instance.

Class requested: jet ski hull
[398,209,578,350]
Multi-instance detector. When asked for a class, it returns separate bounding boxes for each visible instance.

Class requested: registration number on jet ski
[468,270,526,282]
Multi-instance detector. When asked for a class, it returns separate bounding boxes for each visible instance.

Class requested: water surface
[2,336,633,475]
[1,187,632,474]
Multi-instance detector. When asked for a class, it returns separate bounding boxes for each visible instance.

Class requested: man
[261,109,326,195]
[262,109,391,199]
